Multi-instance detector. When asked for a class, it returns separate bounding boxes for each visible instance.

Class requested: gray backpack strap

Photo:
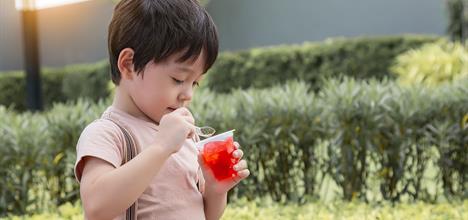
[105,117,138,220]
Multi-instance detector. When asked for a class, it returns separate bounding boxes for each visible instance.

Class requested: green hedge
[0,79,466,216]
[194,79,467,203]
[0,35,438,112]
[0,61,110,111]
[205,35,439,93]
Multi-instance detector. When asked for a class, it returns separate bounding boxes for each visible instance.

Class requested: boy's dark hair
[108,0,219,85]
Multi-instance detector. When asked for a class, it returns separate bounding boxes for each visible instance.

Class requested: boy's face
[126,51,205,124]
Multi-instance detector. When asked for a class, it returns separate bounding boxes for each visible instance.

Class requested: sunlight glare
[15,0,90,10]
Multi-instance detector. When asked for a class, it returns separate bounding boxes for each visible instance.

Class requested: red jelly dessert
[202,136,239,181]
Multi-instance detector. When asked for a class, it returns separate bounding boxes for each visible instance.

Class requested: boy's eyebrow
[176,66,196,74]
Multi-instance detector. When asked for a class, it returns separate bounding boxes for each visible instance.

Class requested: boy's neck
[112,87,157,124]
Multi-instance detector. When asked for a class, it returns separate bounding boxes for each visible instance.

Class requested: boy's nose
[179,86,193,102]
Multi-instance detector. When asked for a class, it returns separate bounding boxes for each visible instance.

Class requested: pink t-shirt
[74,106,205,220]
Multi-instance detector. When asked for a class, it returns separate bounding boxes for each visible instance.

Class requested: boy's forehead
[169,50,207,73]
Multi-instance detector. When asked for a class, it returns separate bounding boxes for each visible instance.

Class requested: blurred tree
[446,0,468,42]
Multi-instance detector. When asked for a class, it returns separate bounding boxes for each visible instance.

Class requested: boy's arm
[80,107,194,220]
[203,192,228,220]
[199,144,250,220]
[80,145,171,220]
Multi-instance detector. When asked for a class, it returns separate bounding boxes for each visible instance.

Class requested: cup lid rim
[196,129,235,149]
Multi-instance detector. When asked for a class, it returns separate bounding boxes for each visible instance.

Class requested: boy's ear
[117,48,136,80]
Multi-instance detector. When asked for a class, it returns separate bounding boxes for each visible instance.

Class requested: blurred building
[0,0,447,71]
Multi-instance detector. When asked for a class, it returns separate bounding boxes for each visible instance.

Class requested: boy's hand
[155,107,195,154]
[199,142,250,195]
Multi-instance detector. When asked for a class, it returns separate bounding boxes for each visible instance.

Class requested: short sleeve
[74,119,125,182]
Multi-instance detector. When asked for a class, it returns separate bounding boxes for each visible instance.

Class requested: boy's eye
[172,77,184,84]
[193,81,200,87]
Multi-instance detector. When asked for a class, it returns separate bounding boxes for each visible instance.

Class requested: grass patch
[2,199,466,220]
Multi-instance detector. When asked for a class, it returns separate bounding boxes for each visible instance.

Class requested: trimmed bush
[0,35,438,112]
[0,72,26,110]
[60,61,111,101]
[0,61,110,112]
[0,79,466,216]
[205,35,438,93]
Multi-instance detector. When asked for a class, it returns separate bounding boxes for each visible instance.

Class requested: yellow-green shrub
[391,40,468,86]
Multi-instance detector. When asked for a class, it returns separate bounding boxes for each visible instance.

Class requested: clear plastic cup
[196,130,239,181]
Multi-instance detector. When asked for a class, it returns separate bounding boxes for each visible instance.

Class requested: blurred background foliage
[1,77,466,215]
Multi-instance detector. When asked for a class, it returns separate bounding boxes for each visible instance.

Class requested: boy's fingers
[234,160,247,171]
[232,149,243,159]
[233,142,240,149]
[234,169,250,182]
[175,107,194,119]
[197,153,204,165]
[182,115,195,125]
[187,130,195,139]
[198,154,209,170]
[174,107,189,114]
[182,116,195,138]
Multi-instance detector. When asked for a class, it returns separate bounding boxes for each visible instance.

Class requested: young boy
[74,0,250,219]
